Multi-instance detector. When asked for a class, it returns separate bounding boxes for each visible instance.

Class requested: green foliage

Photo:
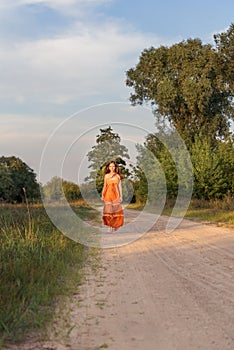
[134,144,164,204]
[134,133,233,203]
[42,177,82,203]
[126,26,234,142]
[126,24,234,203]
[79,180,99,201]
[62,180,81,202]
[133,130,193,203]
[191,137,234,199]
[214,23,234,98]
[85,126,130,194]
[185,196,234,226]
[0,164,14,202]
[0,156,40,203]
[0,204,90,343]
[121,178,135,203]
[42,176,64,202]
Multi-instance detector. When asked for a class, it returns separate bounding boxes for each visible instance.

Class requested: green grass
[185,197,234,227]
[127,197,234,227]
[0,202,100,346]
[185,208,234,226]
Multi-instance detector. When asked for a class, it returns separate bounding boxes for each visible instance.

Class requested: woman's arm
[101,175,107,200]
[118,176,122,202]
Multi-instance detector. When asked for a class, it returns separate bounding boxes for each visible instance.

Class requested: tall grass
[126,196,234,227]
[0,203,97,345]
[185,196,234,226]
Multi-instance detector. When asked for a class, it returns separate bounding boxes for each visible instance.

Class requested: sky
[0,0,233,184]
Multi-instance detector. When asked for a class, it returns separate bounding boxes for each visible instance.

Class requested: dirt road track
[5,211,234,350]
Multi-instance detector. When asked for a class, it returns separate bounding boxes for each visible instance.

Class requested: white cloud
[0,0,111,16]
[0,0,175,182]
[19,0,110,6]
[0,20,171,106]
[0,0,176,108]
[22,0,111,18]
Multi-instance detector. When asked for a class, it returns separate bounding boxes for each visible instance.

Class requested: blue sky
[0,0,233,183]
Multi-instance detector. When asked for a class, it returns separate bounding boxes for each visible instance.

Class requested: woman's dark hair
[104,161,123,179]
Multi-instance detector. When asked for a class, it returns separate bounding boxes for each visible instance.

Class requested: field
[0,202,99,347]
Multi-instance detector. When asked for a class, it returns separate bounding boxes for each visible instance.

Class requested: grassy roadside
[185,198,234,227]
[0,202,100,347]
[127,197,234,228]
[185,208,234,226]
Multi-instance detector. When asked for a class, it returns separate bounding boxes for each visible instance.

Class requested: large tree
[126,27,234,143]
[0,163,14,202]
[214,23,234,97]
[0,156,40,203]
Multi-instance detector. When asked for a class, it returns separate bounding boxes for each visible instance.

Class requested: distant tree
[42,176,64,202]
[62,180,81,202]
[126,34,233,143]
[0,163,14,202]
[0,156,40,203]
[85,126,131,194]
[42,177,81,202]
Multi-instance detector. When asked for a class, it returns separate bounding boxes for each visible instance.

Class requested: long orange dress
[102,175,124,228]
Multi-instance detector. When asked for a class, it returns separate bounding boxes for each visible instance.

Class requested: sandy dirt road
[5,210,234,350]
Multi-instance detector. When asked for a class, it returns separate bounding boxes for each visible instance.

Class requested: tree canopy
[86,127,130,190]
[85,127,131,199]
[42,177,81,202]
[214,23,234,96]
[0,156,40,203]
[126,24,234,202]
[126,24,234,143]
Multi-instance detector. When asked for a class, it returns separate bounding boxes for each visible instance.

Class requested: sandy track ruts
[4,211,234,350]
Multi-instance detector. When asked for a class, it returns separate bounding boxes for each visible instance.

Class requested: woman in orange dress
[101,161,124,232]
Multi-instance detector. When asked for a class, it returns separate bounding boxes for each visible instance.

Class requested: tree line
[0,156,40,203]
[85,25,234,203]
[0,157,82,204]
[125,24,234,202]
